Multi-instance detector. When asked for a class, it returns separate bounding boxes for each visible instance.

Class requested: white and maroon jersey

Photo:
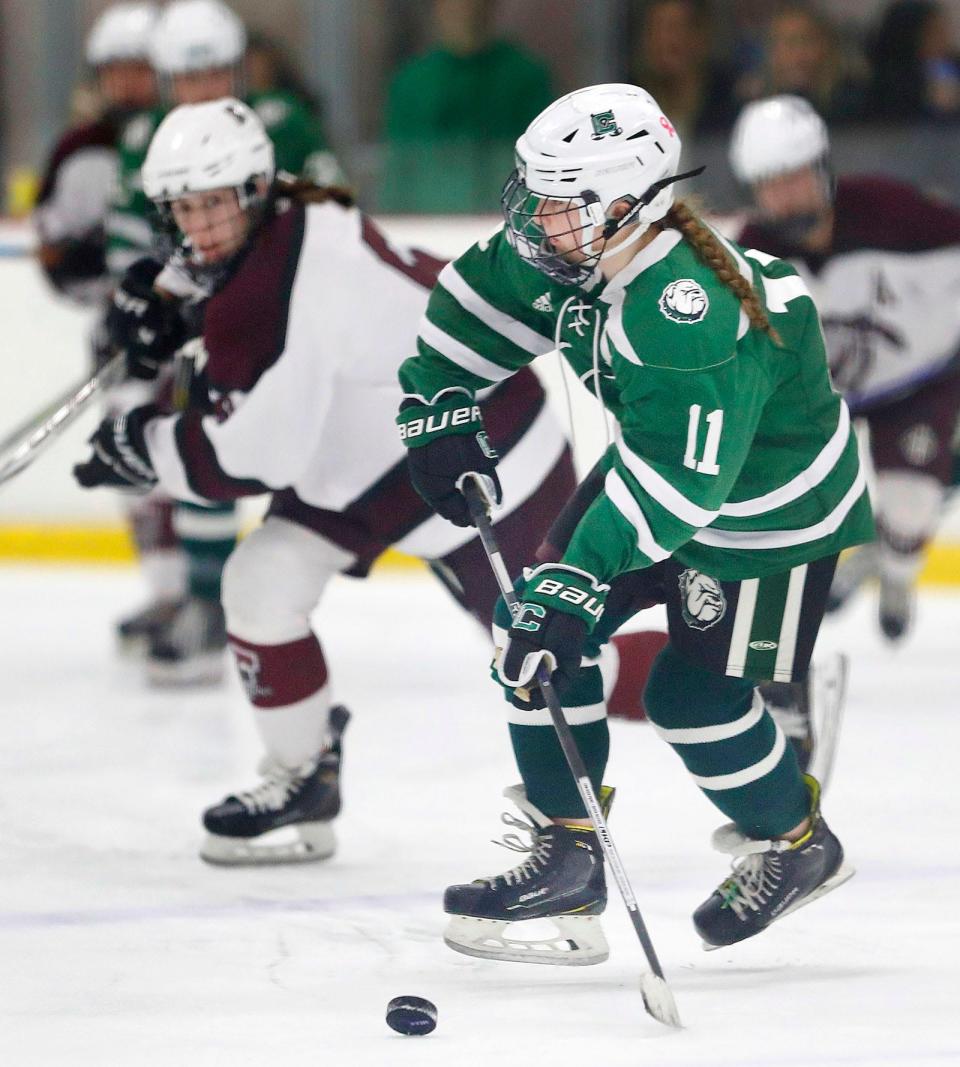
[33,116,120,304]
[739,176,960,412]
[144,198,567,562]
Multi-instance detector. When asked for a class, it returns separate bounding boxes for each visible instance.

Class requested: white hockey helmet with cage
[85,2,159,66]
[142,97,274,202]
[149,0,246,75]
[729,95,830,184]
[503,83,700,286]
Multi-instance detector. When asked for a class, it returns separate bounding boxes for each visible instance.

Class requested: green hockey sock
[174,501,239,603]
[506,661,609,819]
[644,643,809,838]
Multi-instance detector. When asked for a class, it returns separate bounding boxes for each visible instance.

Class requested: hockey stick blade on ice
[460,475,681,1029]
[0,352,126,489]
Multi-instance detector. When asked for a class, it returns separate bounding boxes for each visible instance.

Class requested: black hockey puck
[385,995,437,1036]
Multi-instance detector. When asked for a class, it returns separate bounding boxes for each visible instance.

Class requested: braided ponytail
[665,200,782,347]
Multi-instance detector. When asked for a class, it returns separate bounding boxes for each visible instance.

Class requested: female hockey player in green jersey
[397,84,874,963]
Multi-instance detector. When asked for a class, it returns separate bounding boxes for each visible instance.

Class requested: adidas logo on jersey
[532,293,553,313]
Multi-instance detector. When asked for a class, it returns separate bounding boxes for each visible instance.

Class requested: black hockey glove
[73,404,160,491]
[498,564,609,708]
[40,234,108,297]
[106,257,186,380]
[397,391,501,527]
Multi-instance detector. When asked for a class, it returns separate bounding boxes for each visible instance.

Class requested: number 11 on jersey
[684,404,723,475]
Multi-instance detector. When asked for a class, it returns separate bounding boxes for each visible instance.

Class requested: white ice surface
[1,566,958,1066]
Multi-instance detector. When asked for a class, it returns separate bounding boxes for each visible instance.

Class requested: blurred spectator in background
[34,2,159,304]
[755,1,868,123]
[628,0,739,142]
[870,0,960,120]
[245,30,325,122]
[379,0,552,213]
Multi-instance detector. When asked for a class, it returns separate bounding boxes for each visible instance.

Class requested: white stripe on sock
[691,725,787,791]
[652,691,764,744]
[506,701,607,727]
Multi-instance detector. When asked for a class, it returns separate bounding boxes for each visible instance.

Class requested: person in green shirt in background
[105,0,342,685]
[379,0,553,213]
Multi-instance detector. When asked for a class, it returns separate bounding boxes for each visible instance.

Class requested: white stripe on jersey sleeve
[616,439,720,527]
[603,468,672,563]
[438,264,555,356]
[417,316,515,382]
[143,414,207,505]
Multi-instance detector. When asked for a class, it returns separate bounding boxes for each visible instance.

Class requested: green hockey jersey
[105,89,341,275]
[399,225,874,582]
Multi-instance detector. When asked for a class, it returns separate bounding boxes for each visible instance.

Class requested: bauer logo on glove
[497,564,610,704]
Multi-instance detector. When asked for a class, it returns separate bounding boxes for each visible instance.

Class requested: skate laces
[482,811,554,888]
[235,758,314,815]
[711,824,791,920]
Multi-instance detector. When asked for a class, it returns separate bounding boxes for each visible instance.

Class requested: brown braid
[272,175,356,209]
[665,199,782,347]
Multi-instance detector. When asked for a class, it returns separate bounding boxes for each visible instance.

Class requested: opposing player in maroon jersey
[732,95,960,642]
[72,99,651,865]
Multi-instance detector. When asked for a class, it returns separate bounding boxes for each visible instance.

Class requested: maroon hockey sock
[608,630,670,721]
[228,632,329,708]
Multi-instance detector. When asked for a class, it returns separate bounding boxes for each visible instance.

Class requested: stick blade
[640,973,682,1029]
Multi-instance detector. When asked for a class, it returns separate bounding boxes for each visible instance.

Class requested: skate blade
[443,914,609,966]
[147,652,226,688]
[700,862,856,950]
[200,821,336,866]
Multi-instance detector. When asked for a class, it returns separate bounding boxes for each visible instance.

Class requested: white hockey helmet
[142,97,275,202]
[85,2,159,67]
[729,95,830,184]
[149,0,246,75]
[503,83,697,286]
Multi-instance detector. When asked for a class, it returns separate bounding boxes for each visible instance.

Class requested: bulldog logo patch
[678,569,726,630]
[659,279,709,324]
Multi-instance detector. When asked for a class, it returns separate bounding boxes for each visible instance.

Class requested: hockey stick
[0,373,99,456]
[0,352,126,489]
[460,476,681,1029]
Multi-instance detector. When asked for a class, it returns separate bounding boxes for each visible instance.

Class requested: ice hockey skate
[758,652,848,790]
[825,543,878,614]
[146,596,228,686]
[443,785,611,966]
[693,776,854,949]
[115,597,184,656]
[200,705,349,866]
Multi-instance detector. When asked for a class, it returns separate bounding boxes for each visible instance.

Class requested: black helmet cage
[752,153,836,245]
[501,164,706,288]
[501,169,614,287]
[148,176,269,290]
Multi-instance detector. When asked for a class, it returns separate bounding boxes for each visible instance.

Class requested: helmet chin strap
[598,218,651,261]
[591,164,706,266]
[599,165,706,241]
